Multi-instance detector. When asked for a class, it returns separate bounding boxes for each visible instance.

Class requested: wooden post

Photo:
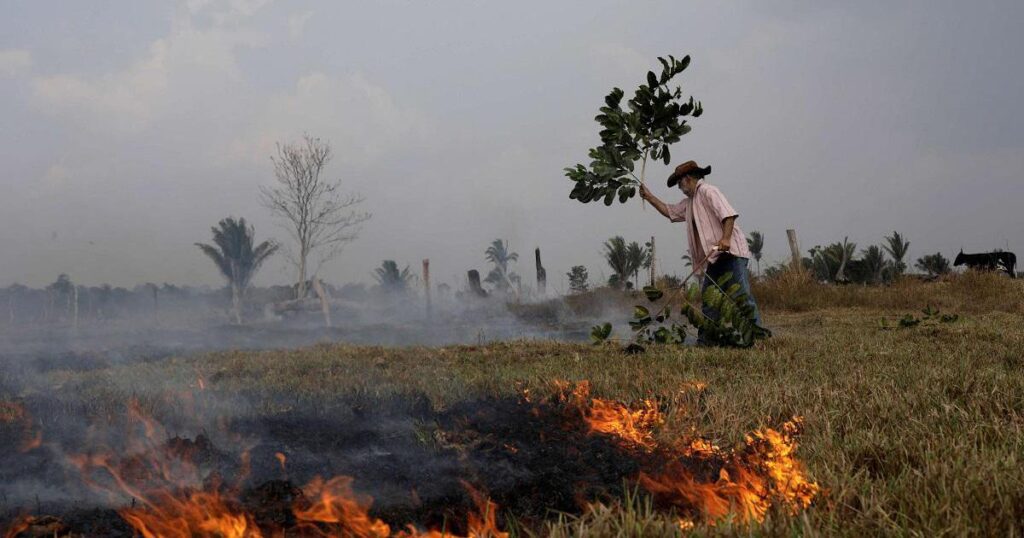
[649,236,657,286]
[786,229,802,271]
[535,248,546,297]
[422,259,431,319]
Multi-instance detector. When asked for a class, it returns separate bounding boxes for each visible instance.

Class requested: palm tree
[484,239,519,292]
[860,245,886,284]
[195,217,278,324]
[602,236,632,289]
[746,231,764,276]
[626,241,650,289]
[834,237,857,283]
[373,260,413,293]
[883,231,911,277]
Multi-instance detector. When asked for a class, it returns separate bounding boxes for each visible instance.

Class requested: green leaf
[590,322,612,344]
[647,71,659,88]
[605,87,624,108]
[629,318,652,331]
[633,305,651,319]
[642,286,664,301]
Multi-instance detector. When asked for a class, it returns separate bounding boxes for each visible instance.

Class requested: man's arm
[718,216,737,252]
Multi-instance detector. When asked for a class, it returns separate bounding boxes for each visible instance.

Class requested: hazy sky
[2,1,1022,290]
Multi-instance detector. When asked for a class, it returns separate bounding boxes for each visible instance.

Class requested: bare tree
[260,135,371,298]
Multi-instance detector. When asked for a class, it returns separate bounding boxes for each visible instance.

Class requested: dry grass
[8,274,1024,536]
[754,269,1024,315]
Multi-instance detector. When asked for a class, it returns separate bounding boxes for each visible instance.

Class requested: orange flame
[2,516,33,538]
[274,451,287,473]
[60,399,509,538]
[639,418,819,525]
[294,475,393,537]
[119,489,260,538]
[566,381,664,450]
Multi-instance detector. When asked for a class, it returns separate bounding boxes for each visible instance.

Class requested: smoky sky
[1,0,1022,290]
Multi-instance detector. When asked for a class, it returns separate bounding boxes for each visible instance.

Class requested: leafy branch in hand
[567,54,703,206]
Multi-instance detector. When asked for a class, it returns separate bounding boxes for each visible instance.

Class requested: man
[639,160,762,344]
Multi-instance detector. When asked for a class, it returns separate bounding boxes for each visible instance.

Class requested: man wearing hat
[639,161,762,344]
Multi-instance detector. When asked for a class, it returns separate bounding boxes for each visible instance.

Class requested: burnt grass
[2,272,1024,536]
[1,389,657,536]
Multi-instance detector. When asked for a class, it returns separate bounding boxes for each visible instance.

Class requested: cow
[953,250,1017,278]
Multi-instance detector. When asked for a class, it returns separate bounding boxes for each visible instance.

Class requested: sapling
[592,274,771,349]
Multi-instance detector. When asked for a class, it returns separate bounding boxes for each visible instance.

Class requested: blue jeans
[698,254,762,344]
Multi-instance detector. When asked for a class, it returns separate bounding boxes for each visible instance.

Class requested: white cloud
[187,0,274,20]
[226,71,429,166]
[288,10,314,39]
[30,22,265,132]
[0,49,32,77]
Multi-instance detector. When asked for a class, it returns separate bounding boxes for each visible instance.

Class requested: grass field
[9,271,1024,536]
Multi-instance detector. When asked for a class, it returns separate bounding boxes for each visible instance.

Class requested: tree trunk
[467,270,487,297]
[835,238,851,284]
[296,254,307,299]
[72,286,79,332]
[535,248,546,297]
[312,277,331,327]
[786,229,802,271]
[231,284,242,324]
[649,236,656,286]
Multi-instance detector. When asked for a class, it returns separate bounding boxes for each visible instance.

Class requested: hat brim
[666,165,711,187]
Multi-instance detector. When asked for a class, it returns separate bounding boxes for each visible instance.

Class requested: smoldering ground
[0,366,659,535]
[0,287,646,535]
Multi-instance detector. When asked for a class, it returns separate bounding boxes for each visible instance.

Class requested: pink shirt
[666,182,750,273]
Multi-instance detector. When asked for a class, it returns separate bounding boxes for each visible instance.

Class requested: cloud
[30,22,265,132]
[288,10,314,39]
[0,49,32,77]
[226,71,430,166]
[187,0,275,21]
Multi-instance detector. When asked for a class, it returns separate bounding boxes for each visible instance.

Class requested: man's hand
[715,237,731,253]
[639,183,652,201]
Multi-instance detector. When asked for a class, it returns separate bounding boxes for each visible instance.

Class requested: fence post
[423,258,431,319]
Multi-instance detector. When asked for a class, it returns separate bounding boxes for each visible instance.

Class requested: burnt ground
[0,387,660,536]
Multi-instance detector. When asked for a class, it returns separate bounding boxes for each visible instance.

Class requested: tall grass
[754,269,1024,314]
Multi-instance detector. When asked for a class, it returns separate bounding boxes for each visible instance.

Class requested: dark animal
[954,250,1016,278]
